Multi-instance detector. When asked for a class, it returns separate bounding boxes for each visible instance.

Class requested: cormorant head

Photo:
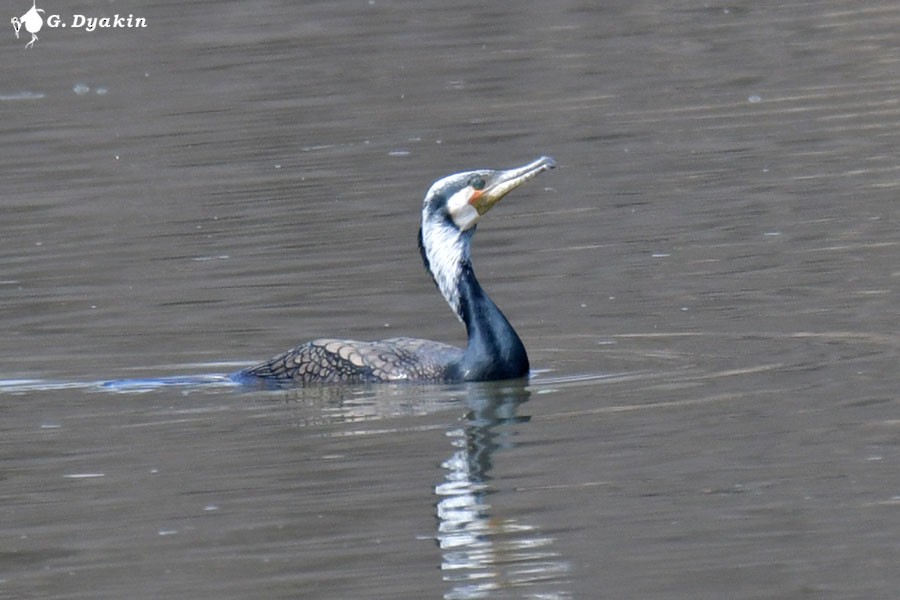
[418,156,556,318]
[420,155,557,234]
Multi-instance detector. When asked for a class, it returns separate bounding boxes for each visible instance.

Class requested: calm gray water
[3,1,900,598]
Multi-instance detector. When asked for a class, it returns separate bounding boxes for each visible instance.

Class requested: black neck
[447,262,529,381]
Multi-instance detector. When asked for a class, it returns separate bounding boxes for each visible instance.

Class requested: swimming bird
[235,156,556,385]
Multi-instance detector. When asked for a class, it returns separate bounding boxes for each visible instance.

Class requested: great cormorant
[234,156,556,385]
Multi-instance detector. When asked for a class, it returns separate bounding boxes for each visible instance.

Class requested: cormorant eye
[468,176,485,190]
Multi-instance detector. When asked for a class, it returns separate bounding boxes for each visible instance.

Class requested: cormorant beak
[469,156,557,217]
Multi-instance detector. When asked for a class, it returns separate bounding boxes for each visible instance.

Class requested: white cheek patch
[447,187,480,231]
[446,186,473,214]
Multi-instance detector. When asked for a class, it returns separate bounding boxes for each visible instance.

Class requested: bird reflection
[435,383,571,599]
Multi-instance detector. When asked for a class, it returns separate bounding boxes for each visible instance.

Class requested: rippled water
[4,1,900,598]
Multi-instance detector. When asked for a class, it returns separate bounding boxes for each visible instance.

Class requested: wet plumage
[241,338,463,383]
